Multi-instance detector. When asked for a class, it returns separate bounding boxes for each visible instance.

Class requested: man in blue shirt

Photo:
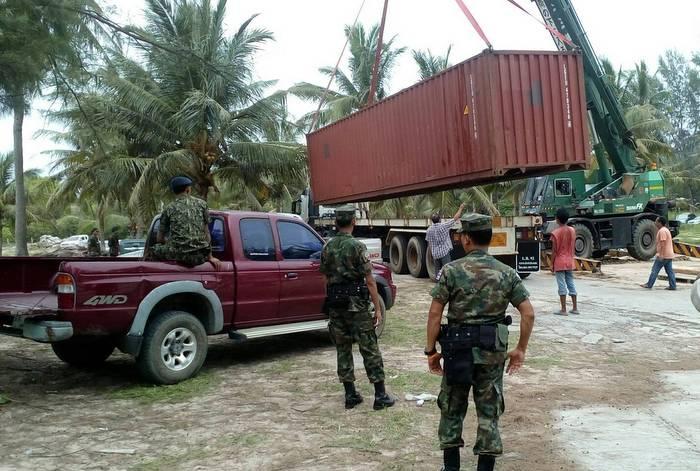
[426,203,465,276]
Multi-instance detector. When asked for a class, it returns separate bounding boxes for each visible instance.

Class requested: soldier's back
[163,195,209,252]
[434,250,526,325]
[321,233,369,285]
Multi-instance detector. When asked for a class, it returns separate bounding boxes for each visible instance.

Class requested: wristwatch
[424,347,438,356]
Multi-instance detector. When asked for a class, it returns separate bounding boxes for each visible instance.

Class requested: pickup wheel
[52,337,115,367]
[372,296,387,338]
[137,311,208,385]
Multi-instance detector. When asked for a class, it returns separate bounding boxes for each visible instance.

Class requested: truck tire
[372,296,387,338]
[52,337,115,367]
[137,310,208,385]
[573,224,594,259]
[628,219,657,261]
[389,234,409,275]
[406,236,428,278]
[426,249,437,281]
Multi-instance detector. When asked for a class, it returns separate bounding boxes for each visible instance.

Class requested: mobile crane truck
[521,0,679,260]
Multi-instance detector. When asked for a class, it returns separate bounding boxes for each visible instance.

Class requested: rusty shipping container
[307,50,590,204]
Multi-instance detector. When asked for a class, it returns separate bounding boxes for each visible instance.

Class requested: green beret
[335,204,356,225]
[458,213,492,232]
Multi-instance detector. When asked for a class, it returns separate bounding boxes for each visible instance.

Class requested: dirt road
[1,259,699,470]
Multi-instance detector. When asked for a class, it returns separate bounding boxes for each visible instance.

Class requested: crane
[521,0,678,260]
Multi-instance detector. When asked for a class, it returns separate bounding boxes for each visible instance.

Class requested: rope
[504,0,577,49]
[452,0,493,49]
[308,0,367,133]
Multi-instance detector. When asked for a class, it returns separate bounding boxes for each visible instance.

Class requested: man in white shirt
[426,203,466,276]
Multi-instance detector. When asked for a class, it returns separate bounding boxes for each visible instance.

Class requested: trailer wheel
[137,310,208,384]
[426,249,437,281]
[52,337,115,367]
[628,219,657,261]
[573,224,594,259]
[389,234,409,274]
[406,236,428,278]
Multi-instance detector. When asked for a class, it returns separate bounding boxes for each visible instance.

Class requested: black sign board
[516,240,540,273]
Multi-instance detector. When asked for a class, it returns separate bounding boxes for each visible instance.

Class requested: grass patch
[110,371,220,404]
[0,393,11,405]
[678,224,700,244]
[131,434,264,471]
[387,369,441,394]
[381,318,424,348]
[526,356,563,369]
[328,408,418,453]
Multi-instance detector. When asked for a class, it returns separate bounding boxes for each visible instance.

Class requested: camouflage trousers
[438,362,505,455]
[328,305,385,384]
[151,243,209,267]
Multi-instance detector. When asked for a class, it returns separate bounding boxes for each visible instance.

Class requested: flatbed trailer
[309,212,543,280]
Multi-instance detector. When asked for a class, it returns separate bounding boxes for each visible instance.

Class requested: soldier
[320,205,395,410]
[108,226,120,257]
[151,176,221,269]
[424,213,535,471]
[87,228,101,256]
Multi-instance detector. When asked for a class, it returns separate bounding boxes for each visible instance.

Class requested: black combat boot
[476,454,495,471]
[372,381,396,410]
[440,447,460,470]
[343,382,363,409]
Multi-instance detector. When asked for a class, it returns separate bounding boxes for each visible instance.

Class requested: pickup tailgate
[0,257,68,341]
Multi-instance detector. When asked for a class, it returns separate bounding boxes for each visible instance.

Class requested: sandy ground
[1,258,699,471]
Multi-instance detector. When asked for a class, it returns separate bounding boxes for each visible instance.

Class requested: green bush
[105,214,131,237]
[56,215,81,238]
[28,221,57,241]
[79,220,99,236]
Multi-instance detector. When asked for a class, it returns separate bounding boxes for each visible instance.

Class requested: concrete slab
[556,370,700,471]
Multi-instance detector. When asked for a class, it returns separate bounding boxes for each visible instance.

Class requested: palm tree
[0,0,102,255]
[412,46,452,81]
[290,23,406,129]
[60,0,305,220]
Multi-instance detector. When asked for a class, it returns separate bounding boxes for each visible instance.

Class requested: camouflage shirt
[160,194,210,254]
[320,233,372,285]
[431,249,529,325]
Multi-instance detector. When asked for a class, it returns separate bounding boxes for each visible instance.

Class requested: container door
[276,220,327,321]
[234,218,280,326]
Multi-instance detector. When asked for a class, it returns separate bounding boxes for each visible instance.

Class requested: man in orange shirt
[551,208,579,315]
[641,216,676,290]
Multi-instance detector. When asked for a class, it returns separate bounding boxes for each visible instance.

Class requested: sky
[1,0,698,174]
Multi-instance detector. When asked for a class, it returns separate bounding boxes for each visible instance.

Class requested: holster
[438,321,510,386]
[326,282,369,309]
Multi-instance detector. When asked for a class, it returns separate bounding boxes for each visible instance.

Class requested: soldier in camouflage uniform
[424,214,535,471]
[151,176,221,269]
[87,228,101,256]
[320,205,395,410]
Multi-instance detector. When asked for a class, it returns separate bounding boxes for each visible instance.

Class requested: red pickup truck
[0,211,396,384]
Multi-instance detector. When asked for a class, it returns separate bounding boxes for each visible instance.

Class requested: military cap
[170,176,193,192]
[458,213,492,232]
[335,204,357,225]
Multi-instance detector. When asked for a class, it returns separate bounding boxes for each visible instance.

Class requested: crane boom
[532,0,641,176]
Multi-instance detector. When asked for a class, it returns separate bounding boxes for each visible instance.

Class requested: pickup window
[208,217,226,254]
[240,218,276,261]
[277,221,323,260]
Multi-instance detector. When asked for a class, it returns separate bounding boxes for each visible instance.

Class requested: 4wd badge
[84,295,128,306]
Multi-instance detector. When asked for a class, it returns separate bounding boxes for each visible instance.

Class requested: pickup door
[274,219,326,320]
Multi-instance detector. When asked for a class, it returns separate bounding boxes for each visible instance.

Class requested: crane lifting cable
[452,0,493,49]
[503,0,577,49]
[308,0,367,133]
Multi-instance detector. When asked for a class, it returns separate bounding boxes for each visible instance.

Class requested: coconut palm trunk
[12,94,28,256]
